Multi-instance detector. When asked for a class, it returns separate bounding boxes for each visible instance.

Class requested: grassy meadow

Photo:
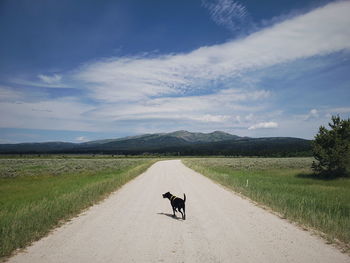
[182,158,350,249]
[0,158,157,258]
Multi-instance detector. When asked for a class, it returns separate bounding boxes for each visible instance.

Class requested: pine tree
[312,115,350,177]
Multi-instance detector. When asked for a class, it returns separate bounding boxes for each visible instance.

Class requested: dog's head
[162,192,171,199]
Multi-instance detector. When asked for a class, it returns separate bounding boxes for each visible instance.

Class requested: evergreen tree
[312,115,350,177]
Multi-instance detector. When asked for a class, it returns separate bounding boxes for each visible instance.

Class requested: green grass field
[182,158,350,249]
[0,158,157,258]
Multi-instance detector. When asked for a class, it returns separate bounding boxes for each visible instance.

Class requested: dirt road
[8,160,349,263]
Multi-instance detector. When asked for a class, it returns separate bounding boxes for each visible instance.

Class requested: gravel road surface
[8,160,349,263]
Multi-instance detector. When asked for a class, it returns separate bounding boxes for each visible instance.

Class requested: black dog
[162,192,186,220]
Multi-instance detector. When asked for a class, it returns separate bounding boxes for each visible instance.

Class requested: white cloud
[0,86,268,132]
[76,136,88,142]
[38,74,62,84]
[202,0,249,31]
[10,74,67,89]
[191,114,230,123]
[304,108,319,120]
[300,108,350,122]
[310,109,318,115]
[75,1,350,103]
[248,121,278,130]
[0,86,23,101]
[11,78,68,88]
[245,113,254,121]
[0,98,96,131]
[328,107,350,114]
[86,88,269,123]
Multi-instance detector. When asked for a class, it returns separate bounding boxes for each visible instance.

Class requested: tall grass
[183,158,350,248]
[0,158,157,258]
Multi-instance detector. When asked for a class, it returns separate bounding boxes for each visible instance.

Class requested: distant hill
[84,130,239,145]
[0,130,312,156]
[165,130,240,142]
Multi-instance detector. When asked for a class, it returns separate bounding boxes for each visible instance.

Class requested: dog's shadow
[157,212,183,221]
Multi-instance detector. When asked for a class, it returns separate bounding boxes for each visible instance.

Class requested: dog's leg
[179,209,184,220]
[172,206,176,217]
[183,205,186,220]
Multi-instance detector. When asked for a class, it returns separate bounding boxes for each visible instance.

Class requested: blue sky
[0,0,349,143]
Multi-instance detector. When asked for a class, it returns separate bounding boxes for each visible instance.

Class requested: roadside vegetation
[182,158,350,249]
[0,158,157,258]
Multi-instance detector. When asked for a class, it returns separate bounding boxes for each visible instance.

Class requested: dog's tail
[184,193,186,203]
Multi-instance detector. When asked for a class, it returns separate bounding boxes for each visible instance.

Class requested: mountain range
[0,130,312,156]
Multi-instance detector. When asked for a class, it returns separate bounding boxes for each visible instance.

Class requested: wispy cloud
[86,88,269,123]
[0,86,23,102]
[10,74,67,88]
[0,97,95,131]
[328,107,350,114]
[304,108,319,120]
[300,107,350,122]
[248,121,278,130]
[75,1,350,103]
[202,0,250,32]
[38,74,62,84]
